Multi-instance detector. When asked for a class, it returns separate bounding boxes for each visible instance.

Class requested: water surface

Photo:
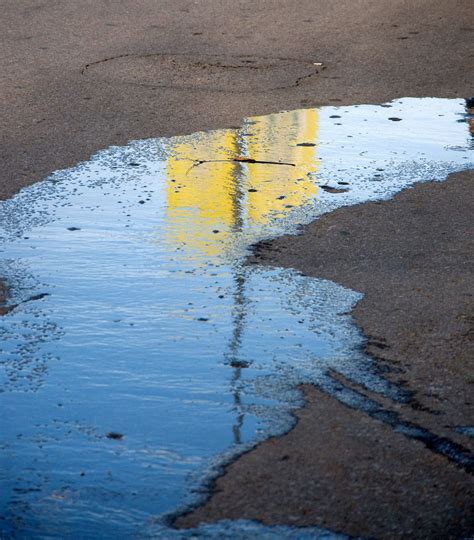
[0,98,472,538]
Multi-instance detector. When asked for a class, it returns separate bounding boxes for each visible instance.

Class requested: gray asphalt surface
[1,1,473,537]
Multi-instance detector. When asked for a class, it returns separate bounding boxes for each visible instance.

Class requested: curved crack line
[81,52,321,74]
[80,52,324,92]
[81,53,133,75]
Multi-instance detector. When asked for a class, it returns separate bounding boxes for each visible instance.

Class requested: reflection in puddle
[0,99,473,537]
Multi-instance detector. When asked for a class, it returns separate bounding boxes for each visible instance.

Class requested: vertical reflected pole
[227,130,249,445]
[227,269,248,445]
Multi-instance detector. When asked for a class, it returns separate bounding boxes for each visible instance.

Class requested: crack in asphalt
[80,52,323,92]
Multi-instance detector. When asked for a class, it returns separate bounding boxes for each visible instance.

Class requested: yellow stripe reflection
[165,109,319,256]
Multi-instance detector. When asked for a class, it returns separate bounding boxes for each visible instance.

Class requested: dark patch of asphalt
[1,0,473,537]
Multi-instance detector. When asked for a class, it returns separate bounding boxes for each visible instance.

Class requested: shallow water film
[0,98,473,538]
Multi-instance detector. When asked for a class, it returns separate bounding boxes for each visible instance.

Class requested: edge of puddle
[172,169,474,537]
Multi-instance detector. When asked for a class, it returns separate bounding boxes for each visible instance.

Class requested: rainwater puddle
[0,98,473,538]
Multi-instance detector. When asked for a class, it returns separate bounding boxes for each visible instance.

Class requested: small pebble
[106,432,123,440]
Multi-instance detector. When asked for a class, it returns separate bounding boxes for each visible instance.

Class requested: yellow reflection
[165,109,319,257]
[166,130,239,256]
[246,109,319,224]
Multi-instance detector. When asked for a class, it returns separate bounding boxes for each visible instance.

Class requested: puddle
[0,98,473,537]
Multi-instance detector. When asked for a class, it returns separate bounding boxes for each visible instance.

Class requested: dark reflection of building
[466,97,474,139]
